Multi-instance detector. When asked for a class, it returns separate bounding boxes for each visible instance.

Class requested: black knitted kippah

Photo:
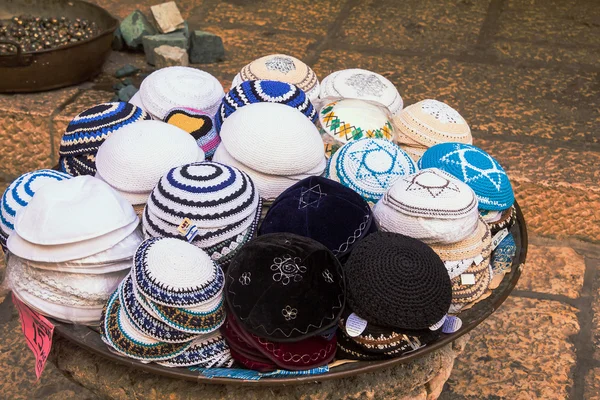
[344,231,451,330]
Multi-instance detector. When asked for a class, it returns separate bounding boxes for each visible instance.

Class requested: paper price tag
[429,315,447,331]
[345,313,368,337]
[461,274,476,285]
[177,218,199,243]
[442,316,462,334]
[491,228,509,251]
[12,293,54,381]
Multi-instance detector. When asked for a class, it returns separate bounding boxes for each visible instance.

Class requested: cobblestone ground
[0,0,598,398]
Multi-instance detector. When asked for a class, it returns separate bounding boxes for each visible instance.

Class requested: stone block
[142,32,188,65]
[189,31,225,64]
[118,85,138,102]
[150,1,185,34]
[154,45,189,68]
[112,26,124,51]
[120,10,157,50]
[115,64,140,78]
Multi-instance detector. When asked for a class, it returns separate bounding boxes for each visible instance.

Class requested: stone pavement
[0,0,598,398]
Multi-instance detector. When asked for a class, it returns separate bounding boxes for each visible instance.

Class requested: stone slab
[120,10,157,50]
[516,245,585,299]
[446,297,579,399]
[155,45,189,68]
[142,32,188,65]
[339,0,491,55]
[189,31,225,64]
[150,2,185,34]
[312,50,600,147]
[50,334,467,400]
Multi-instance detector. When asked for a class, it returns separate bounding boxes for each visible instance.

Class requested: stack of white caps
[101,238,232,368]
[373,168,479,244]
[231,54,320,102]
[143,162,261,267]
[213,103,326,201]
[0,169,71,251]
[393,99,472,162]
[6,176,142,324]
[320,68,403,115]
[136,67,225,120]
[318,99,394,158]
[95,120,205,214]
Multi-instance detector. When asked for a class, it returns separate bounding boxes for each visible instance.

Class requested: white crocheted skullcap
[8,218,140,263]
[373,168,480,244]
[95,172,151,206]
[13,176,137,246]
[212,143,326,201]
[219,102,325,176]
[238,54,320,102]
[320,69,403,115]
[146,162,259,228]
[95,120,205,197]
[139,66,225,120]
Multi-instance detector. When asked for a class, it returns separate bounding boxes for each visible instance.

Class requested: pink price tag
[12,293,54,381]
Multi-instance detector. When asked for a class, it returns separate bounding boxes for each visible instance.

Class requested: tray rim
[52,201,528,386]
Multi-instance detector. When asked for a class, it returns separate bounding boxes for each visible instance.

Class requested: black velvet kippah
[344,232,451,330]
[258,176,377,259]
[226,232,345,342]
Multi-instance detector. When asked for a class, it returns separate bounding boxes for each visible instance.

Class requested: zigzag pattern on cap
[158,333,231,367]
[60,102,150,156]
[215,80,317,133]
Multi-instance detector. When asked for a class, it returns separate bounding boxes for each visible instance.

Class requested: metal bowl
[52,202,528,386]
[0,0,118,93]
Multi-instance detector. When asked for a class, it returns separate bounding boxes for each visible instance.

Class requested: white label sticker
[491,228,509,250]
[442,316,462,334]
[429,314,447,331]
[345,313,368,337]
[473,254,484,265]
[461,274,476,285]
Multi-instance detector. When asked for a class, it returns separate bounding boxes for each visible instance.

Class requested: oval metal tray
[52,201,528,386]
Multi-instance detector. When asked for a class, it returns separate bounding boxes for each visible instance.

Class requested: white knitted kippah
[373,168,480,244]
[212,144,326,200]
[219,102,325,176]
[320,69,403,115]
[13,176,137,245]
[95,120,204,196]
[139,67,225,120]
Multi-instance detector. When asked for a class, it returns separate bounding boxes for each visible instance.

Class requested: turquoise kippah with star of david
[418,143,514,211]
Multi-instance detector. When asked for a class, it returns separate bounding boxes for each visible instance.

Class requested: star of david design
[264,56,296,74]
[348,142,402,189]
[298,184,326,209]
[344,73,387,97]
[440,146,506,191]
[421,100,462,124]
[404,171,460,198]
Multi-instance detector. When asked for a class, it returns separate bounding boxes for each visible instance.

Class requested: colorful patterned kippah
[237,54,320,101]
[100,290,192,362]
[157,332,233,368]
[1,169,71,239]
[147,293,226,334]
[327,138,417,204]
[164,107,221,159]
[319,99,394,158]
[132,238,225,308]
[419,143,514,211]
[60,102,150,157]
[215,80,317,133]
[320,69,403,115]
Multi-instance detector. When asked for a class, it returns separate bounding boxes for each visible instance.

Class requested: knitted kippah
[419,143,514,211]
[486,205,516,235]
[132,237,224,308]
[237,54,320,101]
[215,80,317,133]
[100,290,192,361]
[13,176,137,245]
[373,168,480,244]
[139,66,225,120]
[394,100,472,148]
[157,332,232,368]
[1,169,70,240]
[344,232,452,330]
[259,176,376,259]
[165,107,221,159]
[219,102,325,176]
[319,99,394,158]
[450,255,492,311]
[327,138,417,204]
[59,102,151,157]
[226,233,345,341]
[320,69,403,115]
[95,120,204,202]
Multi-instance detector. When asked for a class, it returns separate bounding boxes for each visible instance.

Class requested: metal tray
[52,201,528,386]
[0,0,118,93]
